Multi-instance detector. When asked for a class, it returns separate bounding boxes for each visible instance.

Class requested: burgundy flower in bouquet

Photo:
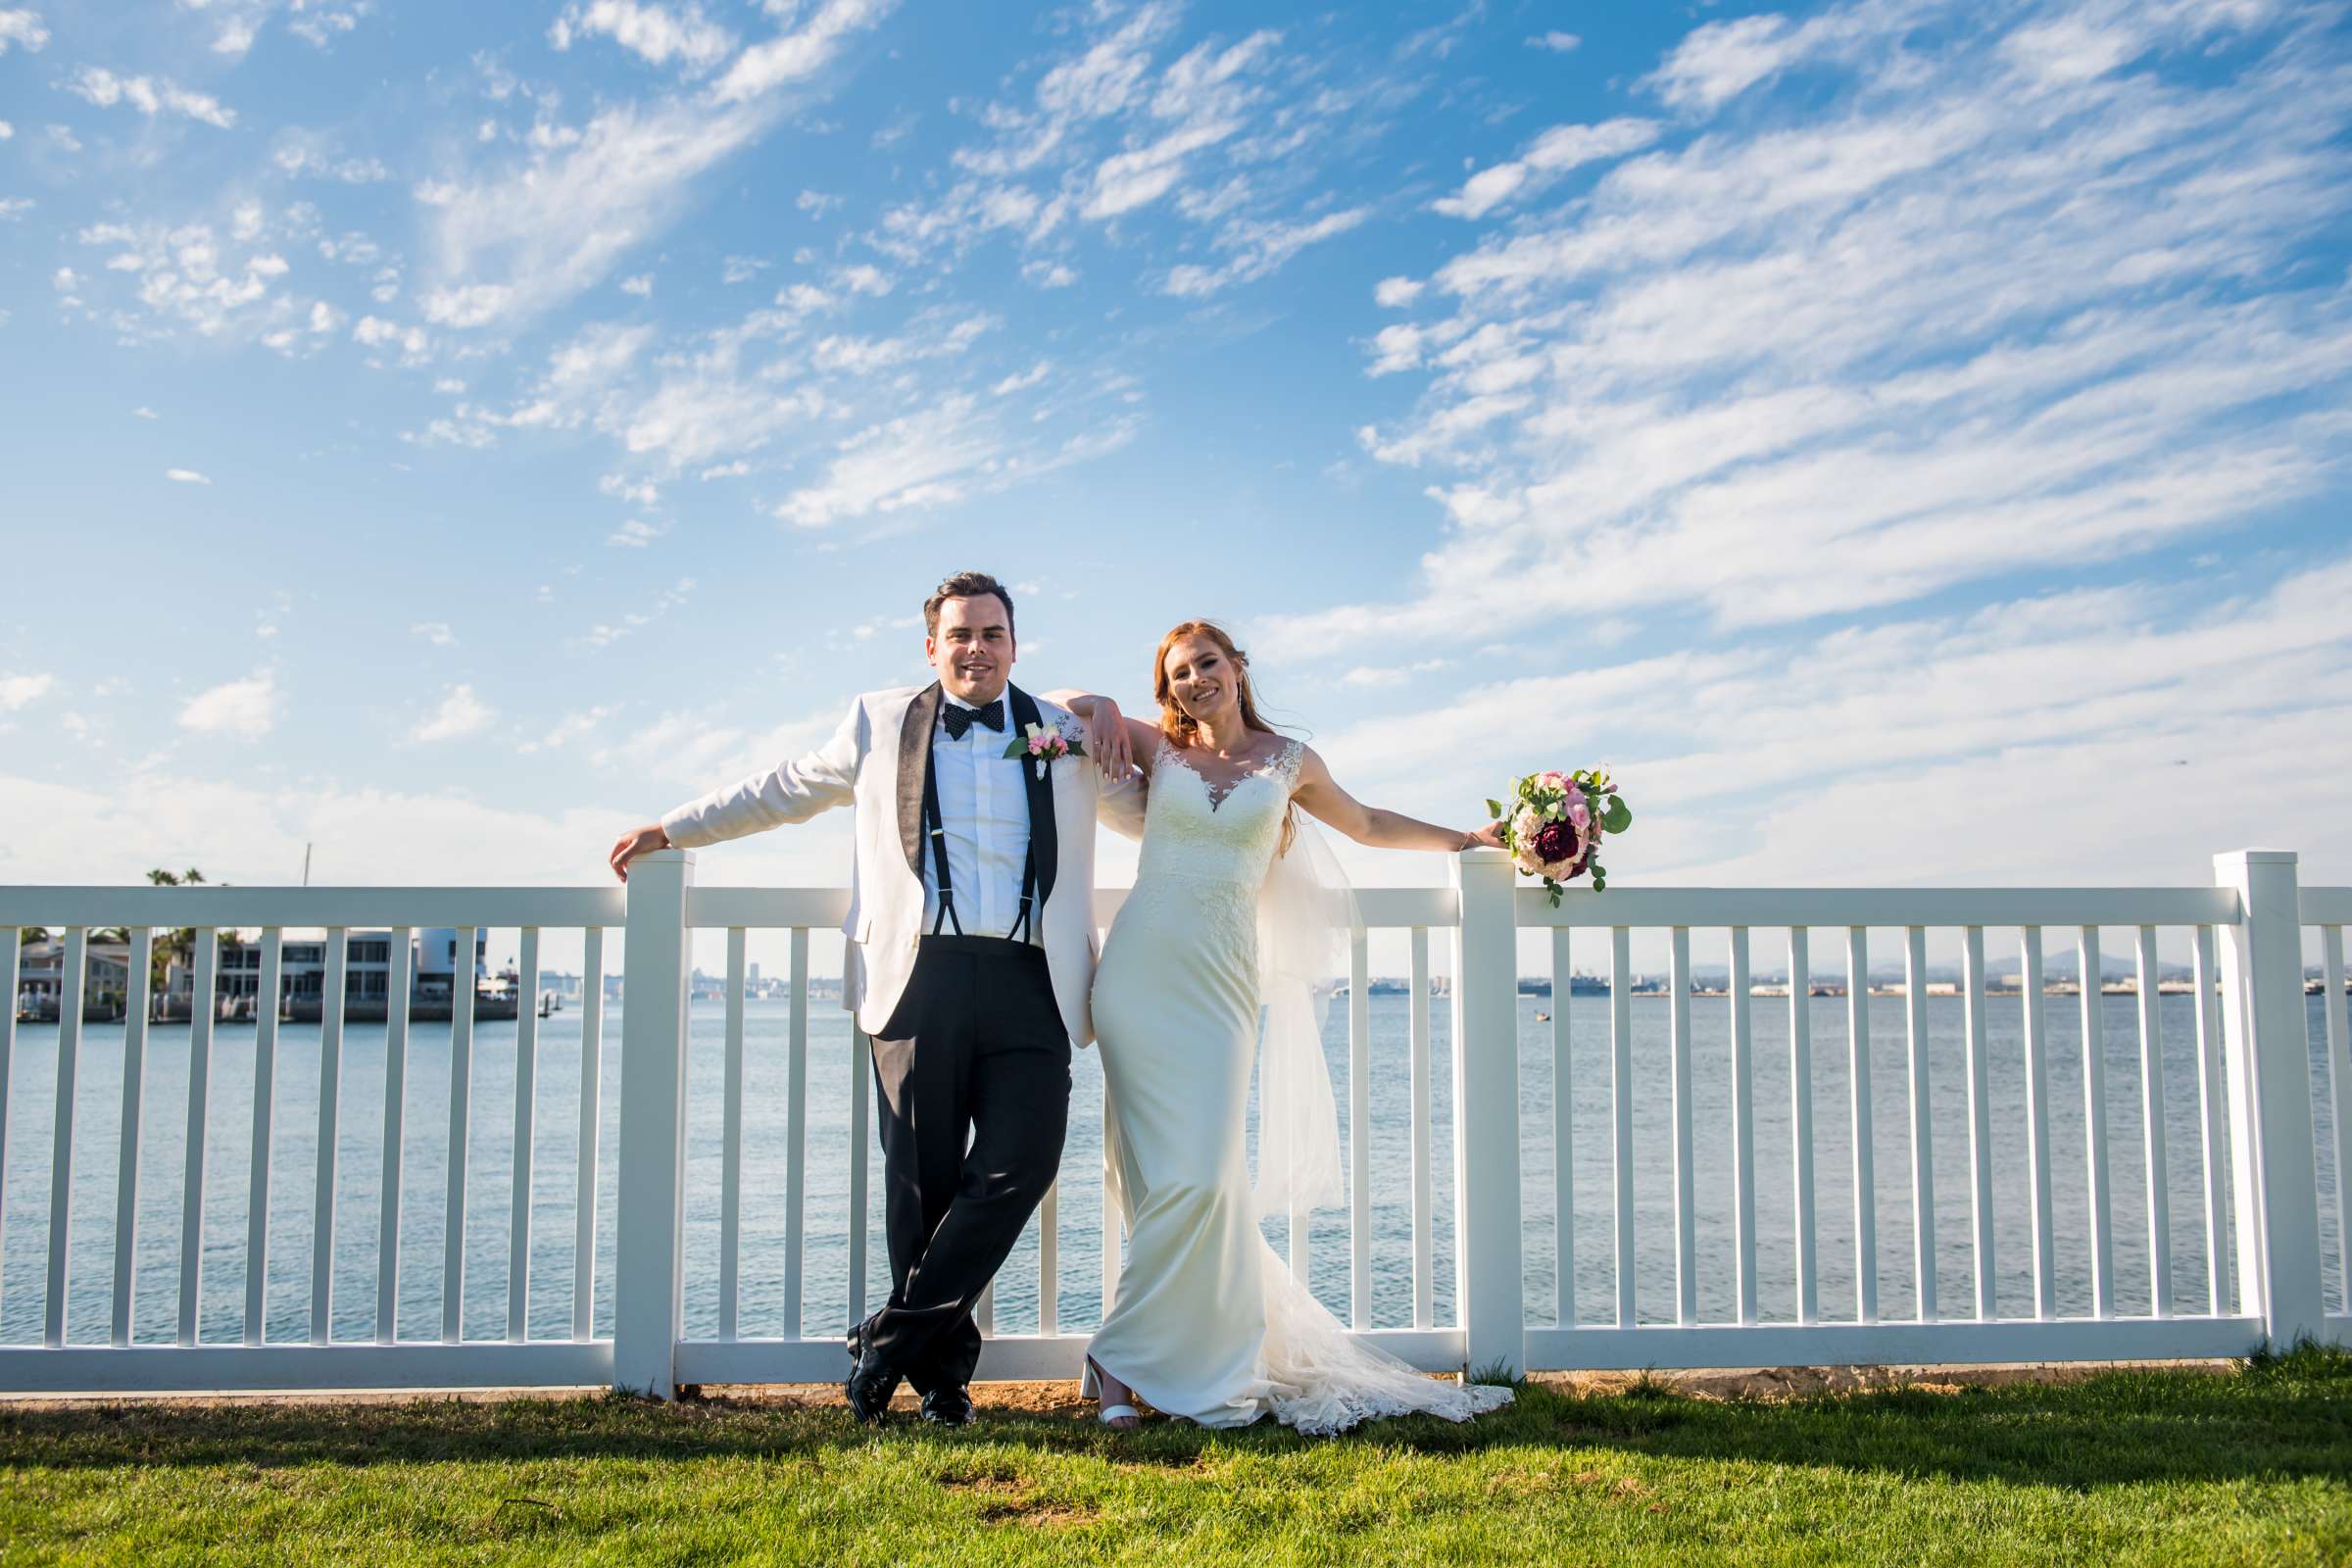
[1486,766,1631,903]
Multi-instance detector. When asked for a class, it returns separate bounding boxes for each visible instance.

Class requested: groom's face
[927,593,1014,706]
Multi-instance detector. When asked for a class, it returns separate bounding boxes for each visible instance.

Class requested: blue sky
[3,0,2350,965]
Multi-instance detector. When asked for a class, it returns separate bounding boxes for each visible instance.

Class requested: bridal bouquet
[1488,767,1631,902]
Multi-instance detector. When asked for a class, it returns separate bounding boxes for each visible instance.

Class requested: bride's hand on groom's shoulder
[608,821,670,882]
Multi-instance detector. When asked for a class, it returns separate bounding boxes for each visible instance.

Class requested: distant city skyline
[3,0,2349,985]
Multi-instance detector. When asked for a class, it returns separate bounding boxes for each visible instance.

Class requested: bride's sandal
[1084,1356,1143,1430]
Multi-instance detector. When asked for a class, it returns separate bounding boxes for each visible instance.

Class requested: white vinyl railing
[0,848,2345,1396]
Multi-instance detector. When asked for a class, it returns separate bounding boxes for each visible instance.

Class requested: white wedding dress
[1085,734,1515,1435]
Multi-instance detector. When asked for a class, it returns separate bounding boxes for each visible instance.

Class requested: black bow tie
[941,699,1005,740]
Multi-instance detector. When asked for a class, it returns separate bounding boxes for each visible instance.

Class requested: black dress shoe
[845,1351,902,1424]
[918,1385,974,1427]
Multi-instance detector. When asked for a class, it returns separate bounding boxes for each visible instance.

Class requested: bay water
[3,992,2344,1349]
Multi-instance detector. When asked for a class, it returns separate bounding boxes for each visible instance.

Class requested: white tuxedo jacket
[659,683,1142,1046]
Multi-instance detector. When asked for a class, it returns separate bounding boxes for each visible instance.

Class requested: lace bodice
[1134,735,1305,890]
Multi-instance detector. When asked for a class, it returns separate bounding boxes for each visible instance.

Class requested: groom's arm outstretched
[607,699,865,881]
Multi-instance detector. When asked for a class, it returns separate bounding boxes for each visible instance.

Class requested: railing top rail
[0,886,625,930]
[687,888,853,928]
[1515,886,2242,929]
[687,887,1462,929]
[2300,886,2352,925]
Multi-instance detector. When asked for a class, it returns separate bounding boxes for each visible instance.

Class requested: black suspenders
[921,730,1040,943]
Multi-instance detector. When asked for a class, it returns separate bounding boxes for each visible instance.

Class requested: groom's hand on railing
[609,822,671,882]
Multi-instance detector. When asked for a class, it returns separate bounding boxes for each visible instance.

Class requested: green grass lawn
[2,1347,2348,1566]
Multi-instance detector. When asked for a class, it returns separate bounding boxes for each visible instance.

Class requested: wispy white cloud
[178,671,278,738]
[0,672,55,710]
[416,0,892,330]
[1268,0,2352,661]
[1431,119,1658,220]
[410,620,457,646]
[518,704,618,755]
[1162,205,1371,296]
[412,683,497,742]
[0,8,47,54]
[607,517,668,546]
[165,467,211,484]
[1314,553,2352,894]
[67,68,236,128]
[549,0,735,74]
[774,394,998,527]
[272,136,391,183]
[709,0,894,103]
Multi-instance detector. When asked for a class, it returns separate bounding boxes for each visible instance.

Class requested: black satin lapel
[1007,685,1058,909]
[898,683,940,883]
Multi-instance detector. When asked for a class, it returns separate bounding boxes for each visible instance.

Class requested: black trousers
[858,934,1070,1393]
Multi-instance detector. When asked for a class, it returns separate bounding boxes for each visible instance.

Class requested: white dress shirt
[925,692,1036,942]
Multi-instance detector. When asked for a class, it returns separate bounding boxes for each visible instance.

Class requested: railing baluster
[849,1027,870,1324]
[179,932,219,1347]
[508,926,540,1345]
[2022,925,2056,1319]
[2323,925,2350,1301]
[1102,1089,1120,1311]
[1670,926,1695,1325]
[1905,925,1936,1322]
[309,928,347,1346]
[45,927,86,1348]
[1348,928,1371,1331]
[1611,925,1635,1327]
[1039,1178,1058,1337]
[783,928,808,1340]
[442,926,475,1344]
[572,927,603,1341]
[1730,927,1756,1325]
[1963,926,1995,1319]
[0,928,16,1311]
[2192,924,2230,1316]
[1846,926,1876,1324]
[2079,927,2114,1319]
[113,928,153,1347]
[1789,927,1816,1324]
[244,927,282,1346]
[2135,925,2172,1317]
[1552,927,1575,1329]
[1409,925,1433,1331]
[719,927,746,1342]
[376,926,413,1345]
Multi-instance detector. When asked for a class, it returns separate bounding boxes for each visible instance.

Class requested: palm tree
[146,867,216,1009]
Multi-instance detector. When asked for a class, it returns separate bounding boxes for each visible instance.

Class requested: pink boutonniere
[1004,720,1087,779]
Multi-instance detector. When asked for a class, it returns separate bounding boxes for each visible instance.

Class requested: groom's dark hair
[924,570,1015,640]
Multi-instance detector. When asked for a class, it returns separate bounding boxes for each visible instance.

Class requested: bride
[1049,620,1514,1435]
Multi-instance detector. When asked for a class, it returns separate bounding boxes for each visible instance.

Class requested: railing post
[613,849,694,1396]
[1450,847,1523,1377]
[2213,849,2326,1347]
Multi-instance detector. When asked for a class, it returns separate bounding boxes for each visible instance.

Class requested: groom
[608,571,1137,1425]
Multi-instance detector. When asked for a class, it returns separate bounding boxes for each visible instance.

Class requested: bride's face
[1163,635,1242,729]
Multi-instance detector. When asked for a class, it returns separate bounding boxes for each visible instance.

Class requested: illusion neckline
[1157,736,1298,813]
